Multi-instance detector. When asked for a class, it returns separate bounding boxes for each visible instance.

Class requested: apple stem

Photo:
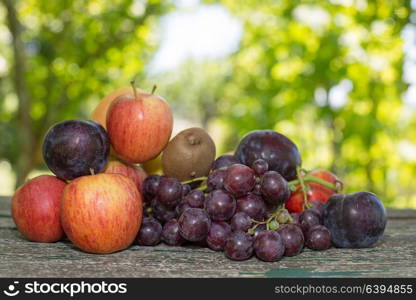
[151,85,157,94]
[130,80,138,100]
[89,168,95,175]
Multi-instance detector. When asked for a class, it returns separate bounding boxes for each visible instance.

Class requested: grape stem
[296,167,309,209]
[248,206,293,234]
[289,174,340,192]
[181,176,207,185]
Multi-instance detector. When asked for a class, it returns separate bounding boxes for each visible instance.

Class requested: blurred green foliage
[0,0,171,185]
[0,0,414,208]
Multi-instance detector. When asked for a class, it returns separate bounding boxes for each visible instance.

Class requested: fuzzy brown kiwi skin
[162,127,216,181]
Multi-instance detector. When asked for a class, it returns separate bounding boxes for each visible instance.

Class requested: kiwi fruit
[162,127,216,181]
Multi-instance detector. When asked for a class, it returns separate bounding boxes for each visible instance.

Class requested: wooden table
[1,197,415,278]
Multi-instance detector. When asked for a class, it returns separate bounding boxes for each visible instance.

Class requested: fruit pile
[11,83,387,261]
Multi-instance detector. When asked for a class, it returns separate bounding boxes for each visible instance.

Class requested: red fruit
[285,170,341,213]
[61,173,142,254]
[104,160,147,193]
[12,175,66,243]
[309,170,341,195]
[285,189,304,213]
[106,85,173,164]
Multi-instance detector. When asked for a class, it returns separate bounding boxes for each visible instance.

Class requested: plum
[235,130,301,181]
[324,192,387,248]
[42,120,109,180]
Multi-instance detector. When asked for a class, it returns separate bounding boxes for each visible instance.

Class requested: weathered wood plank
[0,197,415,278]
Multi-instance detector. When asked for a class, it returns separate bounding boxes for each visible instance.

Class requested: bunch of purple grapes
[137,154,332,262]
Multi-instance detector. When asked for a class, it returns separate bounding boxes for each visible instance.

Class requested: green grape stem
[181,176,207,184]
[289,174,340,192]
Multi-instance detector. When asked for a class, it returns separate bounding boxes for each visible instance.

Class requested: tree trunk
[4,0,35,187]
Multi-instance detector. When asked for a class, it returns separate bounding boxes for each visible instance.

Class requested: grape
[156,177,182,208]
[252,184,262,195]
[236,193,266,221]
[299,210,321,233]
[162,219,185,246]
[252,224,266,238]
[178,208,211,241]
[151,198,176,224]
[184,190,205,208]
[275,209,292,224]
[135,217,162,246]
[224,232,254,261]
[42,120,109,180]
[206,221,232,251]
[276,224,304,256]
[305,225,331,250]
[251,159,269,176]
[205,189,236,221]
[143,175,162,202]
[212,154,239,170]
[324,192,387,248]
[175,200,192,217]
[207,168,227,191]
[224,164,256,197]
[181,184,192,197]
[231,212,252,232]
[235,130,302,181]
[265,202,278,216]
[290,212,300,224]
[254,230,285,262]
[309,201,326,219]
[260,171,290,205]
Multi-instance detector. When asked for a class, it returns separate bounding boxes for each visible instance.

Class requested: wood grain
[0,196,415,278]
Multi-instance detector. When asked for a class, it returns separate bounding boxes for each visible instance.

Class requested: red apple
[106,84,173,163]
[104,160,147,193]
[285,170,341,213]
[12,175,66,242]
[61,173,142,254]
[91,87,140,129]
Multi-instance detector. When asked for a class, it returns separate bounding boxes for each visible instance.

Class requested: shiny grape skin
[260,171,290,205]
[178,208,211,242]
[252,224,266,238]
[143,175,162,203]
[175,200,192,217]
[156,177,183,208]
[151,198,176,224]
[212,154,239,170]
[324,192,387,248]
[299,210,321,233]
[254,230,285,262]
[42,120,110,180]
[276,224,304,256]
[162,219,185,246]
[305,225,332,250]
[207,168,227,191]
[251,159,269,176]
[205,190,236,221]
[235,130,301,181]
[224,164,256,197]
[252,184,262,195]
[231,212,252,232]
[184,190,205,208]
[135,217,162,246]
[224,232,254,261]
[181,184,192,197]
[236,193,266,221]
[206,221,232,251]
